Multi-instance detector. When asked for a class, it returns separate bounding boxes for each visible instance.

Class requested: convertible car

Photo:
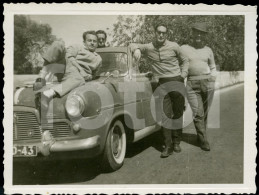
[13,47,162,171]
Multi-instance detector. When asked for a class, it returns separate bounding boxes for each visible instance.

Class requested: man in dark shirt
[96,30,107,48]
[130,24,189,158]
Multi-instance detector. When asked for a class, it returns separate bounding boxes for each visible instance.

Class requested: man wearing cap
[181,22,217,151]
[130,23,189,158]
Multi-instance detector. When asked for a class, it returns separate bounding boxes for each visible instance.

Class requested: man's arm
[92,57,102,79]
[130,43,149,53]
[178,46,189,79]
[66,45,93,81]
[129,43,149,61]
[66,45,86,73]
[208,47,217,78]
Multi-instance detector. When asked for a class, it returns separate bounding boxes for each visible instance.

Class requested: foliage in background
[112,15,244,71]
[14,15,59,74]
[112,15,145,46]
[14,15,244,74]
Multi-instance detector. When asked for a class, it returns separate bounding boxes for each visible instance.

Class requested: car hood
[13,77,123,118]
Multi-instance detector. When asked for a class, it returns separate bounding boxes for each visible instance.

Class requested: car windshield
[96,52,128,76]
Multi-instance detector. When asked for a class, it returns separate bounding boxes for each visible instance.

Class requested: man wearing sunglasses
[130,23,189,158]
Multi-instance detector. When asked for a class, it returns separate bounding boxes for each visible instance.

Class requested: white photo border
[3,3,257,194]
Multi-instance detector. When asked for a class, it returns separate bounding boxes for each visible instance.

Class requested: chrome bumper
[50,135,100,152]
[14,135,100,157]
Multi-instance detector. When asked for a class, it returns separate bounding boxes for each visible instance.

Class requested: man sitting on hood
[34,30,102,111]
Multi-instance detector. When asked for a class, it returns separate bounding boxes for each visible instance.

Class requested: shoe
[200,140,210,151]
[40,130,55,156]
[160,146,173,158]
[173,143,181,153]
[41,130,55,145]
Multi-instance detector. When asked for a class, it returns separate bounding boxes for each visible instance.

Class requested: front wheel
[102,120,126,172]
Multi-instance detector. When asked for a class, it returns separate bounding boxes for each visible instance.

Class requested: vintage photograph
[3,3,257,194]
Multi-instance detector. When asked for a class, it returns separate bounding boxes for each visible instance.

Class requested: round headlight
[65,95,85,117]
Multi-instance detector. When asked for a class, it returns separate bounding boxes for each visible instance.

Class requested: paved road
[13,84,244,185]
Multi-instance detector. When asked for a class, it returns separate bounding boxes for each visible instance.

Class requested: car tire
[102,120,126,172]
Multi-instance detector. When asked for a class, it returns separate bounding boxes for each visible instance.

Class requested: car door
[98,50,145,131]
[130,56,159,128]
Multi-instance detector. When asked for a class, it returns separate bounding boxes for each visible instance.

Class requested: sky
[30,15,118,46]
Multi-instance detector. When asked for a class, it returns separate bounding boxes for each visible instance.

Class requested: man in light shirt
[181,22,217,151]
[34,31,102,111]
[33,31,102,155]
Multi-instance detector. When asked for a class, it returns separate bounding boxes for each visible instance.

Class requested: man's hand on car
[133,49,141,61]
[83,74,93,81]
[78,69,92,81]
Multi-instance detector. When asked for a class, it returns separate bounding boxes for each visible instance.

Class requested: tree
[111,15,145,46]
[111,15,244,71]
[14,15,58,74]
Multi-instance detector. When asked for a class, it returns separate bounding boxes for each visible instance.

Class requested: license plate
[13,145,37,157]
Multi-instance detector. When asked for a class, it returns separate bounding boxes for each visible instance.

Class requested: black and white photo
[3,3,257,194]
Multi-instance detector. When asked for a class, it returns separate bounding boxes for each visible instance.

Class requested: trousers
[51,65,85,97]
[158,76,185,147]
[186,78,215,143]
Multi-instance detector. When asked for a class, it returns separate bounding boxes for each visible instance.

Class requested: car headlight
[65,95,85,117]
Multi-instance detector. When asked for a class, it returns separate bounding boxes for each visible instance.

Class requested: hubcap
[112,126,122,158]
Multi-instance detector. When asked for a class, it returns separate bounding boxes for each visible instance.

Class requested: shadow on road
[126,131,202,159]
[181,133,200,147]
[13,158,102,185]
[13,132,202,185]
[126,131,164,158]
[13,132,165,185]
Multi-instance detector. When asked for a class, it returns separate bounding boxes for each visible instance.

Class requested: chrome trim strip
[133,125,159,142]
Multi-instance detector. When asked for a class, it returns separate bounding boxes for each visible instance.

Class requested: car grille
[13,111,41,141]
[13,111,71,141]
[41,123,71,138]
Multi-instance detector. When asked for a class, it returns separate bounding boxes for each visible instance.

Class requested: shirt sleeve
[65,44,84,72]
[92,56,102,78]
[178,45,189,79]
[129,43,149,54]
[66,44,80,59]
[208,47,217,77]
